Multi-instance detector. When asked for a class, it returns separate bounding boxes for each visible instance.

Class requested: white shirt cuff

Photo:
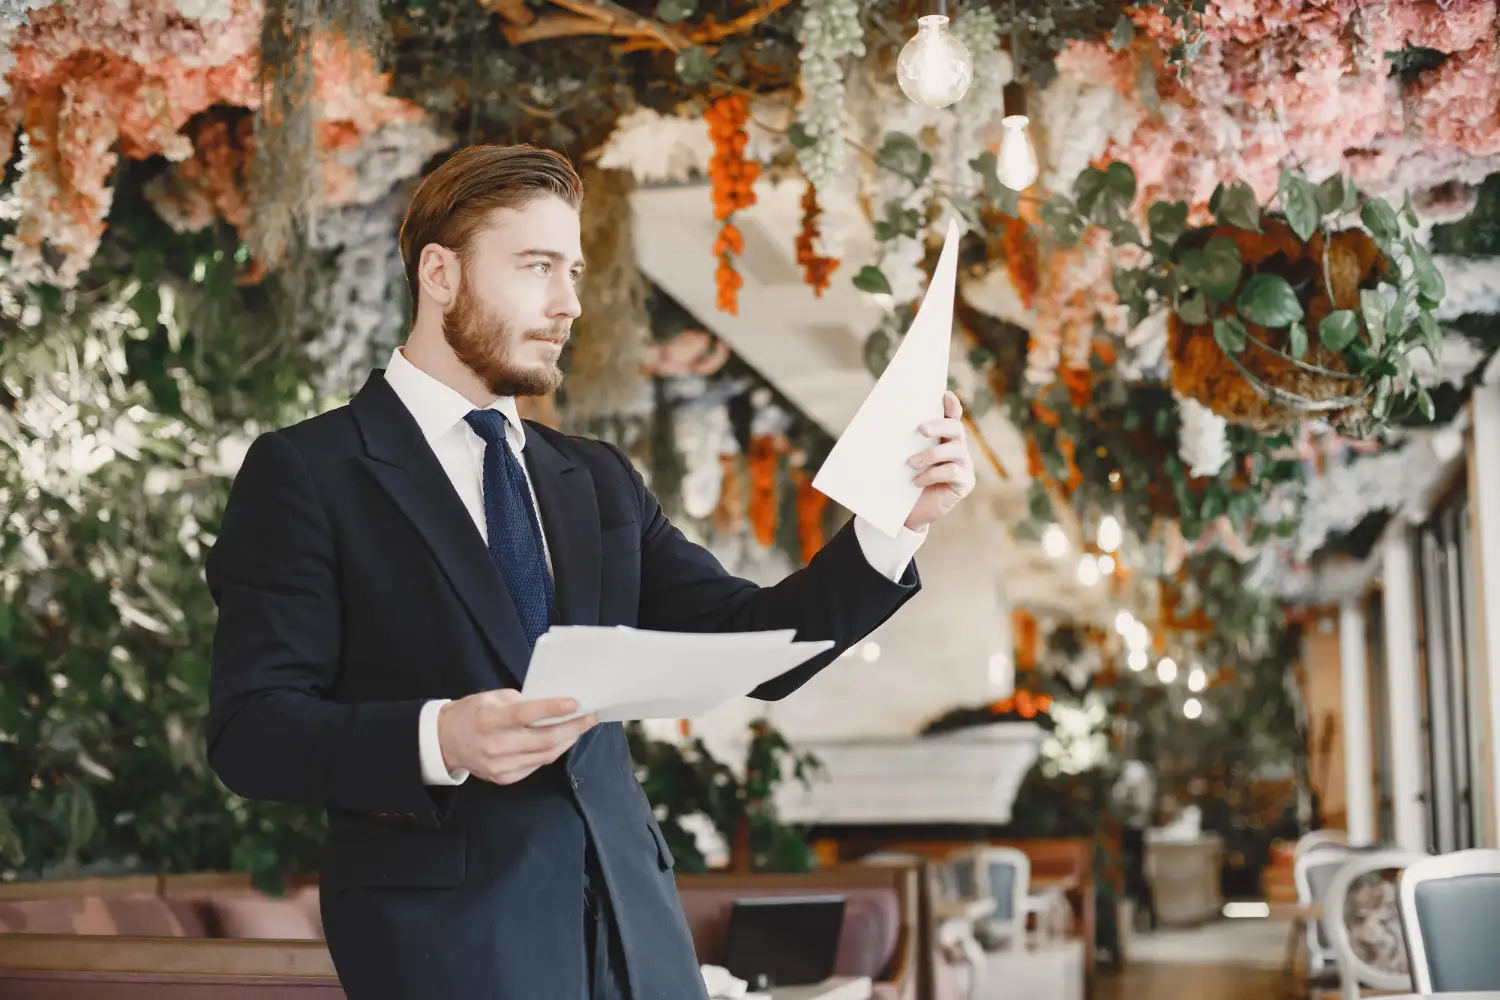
[419,699,469,786]
[853,516,927,583]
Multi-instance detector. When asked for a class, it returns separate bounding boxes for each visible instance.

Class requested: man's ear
[416,243,460,310]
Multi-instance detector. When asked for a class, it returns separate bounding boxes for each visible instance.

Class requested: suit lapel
[351,372,532,691]
[522,425,601,629]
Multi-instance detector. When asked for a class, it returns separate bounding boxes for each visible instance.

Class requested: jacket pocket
[648,819,675,871]
[323,831,466,889]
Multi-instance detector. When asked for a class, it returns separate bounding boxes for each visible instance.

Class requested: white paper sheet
[519,626,834,724]
[811,217,961,538]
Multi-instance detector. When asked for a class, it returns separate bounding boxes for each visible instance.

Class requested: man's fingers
[909,441,967,471]
[943,391,963,420]
[918,416,965,441]
[507,698,581,727]
[914,462,974,489]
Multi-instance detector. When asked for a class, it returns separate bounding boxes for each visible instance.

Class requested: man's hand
[905,391,977,531]
[437,689,598,785]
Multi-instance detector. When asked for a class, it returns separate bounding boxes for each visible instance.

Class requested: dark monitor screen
[721,893,846,989]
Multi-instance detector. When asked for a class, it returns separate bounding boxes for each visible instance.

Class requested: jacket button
[570,774,580,790]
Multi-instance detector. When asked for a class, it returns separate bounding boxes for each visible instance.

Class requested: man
[205,144,976,1000]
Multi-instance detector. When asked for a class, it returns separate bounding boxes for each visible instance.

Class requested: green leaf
[1402,190,1420,227]
[1409,242,1445,304]
[1415,387,1435,422]
[1418,309,1443,363]
[852,266,892,296]
[1372,376,1394,420]
[1237,273,1304,328]
[875,132,932,187]
[1288,321,1309,358]
[674,46,717,84]
[1105,162,1138,205]
[1361,197,1401,242]
[1316,175,1347,216]
[1148,200,1189,250]
[1210,181,1261,232]
[1110,13,1136,49]
[1110,220,1145,247]
[1317,310,1360,352]
[1279,171,1322,242]
[1178,236,1243,302]
[656,0,697,22]
[1213,315,1248,354]
[1359,288,1388,350]
[1041,196,1085,245]
[1074,166,1108,217]
[1177,291,1209,325]
[786,123,814,149]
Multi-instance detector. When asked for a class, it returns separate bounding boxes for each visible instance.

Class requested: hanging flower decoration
[792,466,827,565]
[795,182,838,296]
[793,0,863,256]
[706,93,758,315]
[0,0,422,286]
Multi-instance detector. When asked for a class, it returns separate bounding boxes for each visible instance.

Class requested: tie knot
[464,408,511,447]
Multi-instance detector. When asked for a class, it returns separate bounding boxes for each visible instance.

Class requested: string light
[1188,666,1207,692]
[1128,649,1148,671]
[996,81,1038,190]
[896,11,973,108]
[1043,524,1068,559]
[1156,656,1178,683]
[1183,698,1203,720]
[1097,554,1115,575]
[1097,514,1122,554]
[1077,554,1100,586]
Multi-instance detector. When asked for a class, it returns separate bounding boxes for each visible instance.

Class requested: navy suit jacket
[204,370,922,1000]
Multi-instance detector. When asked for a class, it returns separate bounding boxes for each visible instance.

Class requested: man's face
[442,194,584,398]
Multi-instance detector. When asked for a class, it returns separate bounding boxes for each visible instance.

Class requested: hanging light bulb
[1188,666,1207,692]
[1097,514,1122,554]
[996,82,1038,191]
[1114,611,1136,635]
[897,13,973,108]
[1097,554,1115,575]
[1128,649,1148,672]
[1156,656,1178,683]
[1183,698,1203,720]
[1077,555,1100,586]
[1042,524,1068,559]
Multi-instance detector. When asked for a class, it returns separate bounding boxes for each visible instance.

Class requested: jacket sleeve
[204,430,443,824]
[601,443,922,701]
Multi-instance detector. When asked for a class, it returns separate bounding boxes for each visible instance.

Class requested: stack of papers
[520,626,834,724]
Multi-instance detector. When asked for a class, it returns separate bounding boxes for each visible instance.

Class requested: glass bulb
[1188,667,1207,692]
[1114,611,1135,635]
[1042,523,1068,559]
[1183,697,1203,720]
[1077,555,1100,586]
[996,114,1039,190]
[896,15,973,108]
[1157,657,1178,683]
[1097,515,1122,554]
[1097,554,1115,575]
[1128,649,1148,672]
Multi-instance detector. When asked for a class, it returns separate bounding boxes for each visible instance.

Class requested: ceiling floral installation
[3,0,1500,776]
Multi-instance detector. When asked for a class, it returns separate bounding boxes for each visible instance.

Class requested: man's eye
[530,262,549,274]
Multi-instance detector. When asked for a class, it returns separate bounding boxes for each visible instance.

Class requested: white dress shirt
[381,347,927,785]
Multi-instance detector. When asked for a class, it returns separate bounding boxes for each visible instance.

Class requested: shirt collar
[384,347,525,452]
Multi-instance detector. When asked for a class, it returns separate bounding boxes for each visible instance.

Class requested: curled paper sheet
[812,218,959,538]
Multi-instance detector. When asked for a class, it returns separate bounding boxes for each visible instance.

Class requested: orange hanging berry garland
[795,182,838,296]
[705,94,759,315]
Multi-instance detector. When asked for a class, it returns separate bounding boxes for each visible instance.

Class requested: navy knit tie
[463,410,554,648]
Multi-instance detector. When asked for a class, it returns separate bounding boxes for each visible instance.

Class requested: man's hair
[397,143,584,308]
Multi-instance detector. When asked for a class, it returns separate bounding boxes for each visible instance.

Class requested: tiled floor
[1099,918,1293,1000]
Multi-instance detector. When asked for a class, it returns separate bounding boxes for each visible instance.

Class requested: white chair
[1398,847,1500,993]
[1294,843,1356,989]
[949,846,1031,951]
[1294,829,1348,858]
[1320,849,1425,1000]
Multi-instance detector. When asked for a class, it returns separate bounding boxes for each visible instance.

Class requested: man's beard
[442,281,568,398]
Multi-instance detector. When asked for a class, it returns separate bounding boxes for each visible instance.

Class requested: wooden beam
[478,0,534,25]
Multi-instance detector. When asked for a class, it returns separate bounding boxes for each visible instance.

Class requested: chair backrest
[1295,843,1355,960]
[974,847,1031,924]
[1295,830,1348,858]
[1320,849,1425,1000]
[1398,847,1500,994]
